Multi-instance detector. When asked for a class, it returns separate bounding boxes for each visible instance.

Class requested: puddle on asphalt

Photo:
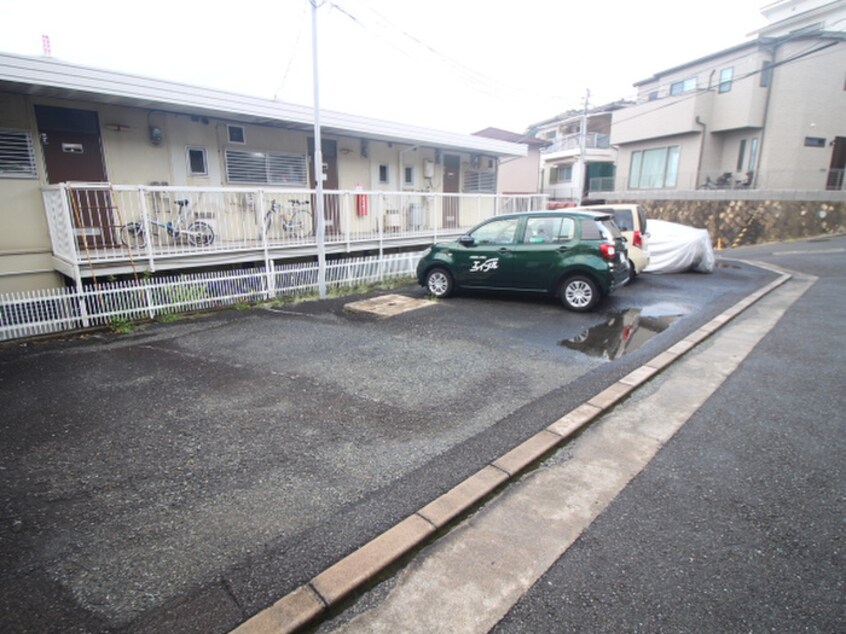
[716,262,742,269]
[560,303,690,360]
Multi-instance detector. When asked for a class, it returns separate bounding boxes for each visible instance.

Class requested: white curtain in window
[640,148,668,189]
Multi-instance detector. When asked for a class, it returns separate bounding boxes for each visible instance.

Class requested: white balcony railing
[42,184,548,276]
[542,133,611,154]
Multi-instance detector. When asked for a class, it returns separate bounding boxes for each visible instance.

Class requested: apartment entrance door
[308,138,340,235]
[443,154,460,228]
[35,105,116,248]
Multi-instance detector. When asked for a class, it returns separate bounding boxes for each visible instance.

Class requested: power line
[273,1,309,100]
[611,38,841,127]
[326,0,575,106]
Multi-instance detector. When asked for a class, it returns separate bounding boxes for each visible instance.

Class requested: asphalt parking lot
[0,259,776,633]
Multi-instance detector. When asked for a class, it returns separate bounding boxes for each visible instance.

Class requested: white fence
[0,252,423,342]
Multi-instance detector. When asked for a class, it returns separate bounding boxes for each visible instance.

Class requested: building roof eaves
[472,127,550,147]
[0,52,526,157]
[633,40,760,87]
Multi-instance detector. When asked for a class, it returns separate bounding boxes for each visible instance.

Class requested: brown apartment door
[443,154,460,228]
[35,105,116,248]
[308,138,340,235]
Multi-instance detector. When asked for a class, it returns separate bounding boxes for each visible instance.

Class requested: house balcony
[43,184,548,281]
[542,132,611,154]
[542,133,615,164]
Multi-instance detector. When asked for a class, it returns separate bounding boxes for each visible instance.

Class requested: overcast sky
[0,0,769,134]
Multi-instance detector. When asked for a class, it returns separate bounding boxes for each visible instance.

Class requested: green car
[416,210,630,312]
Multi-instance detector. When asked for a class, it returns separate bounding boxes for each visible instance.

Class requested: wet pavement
[0,258,774,633]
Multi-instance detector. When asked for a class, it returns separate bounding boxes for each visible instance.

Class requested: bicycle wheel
[120,222,147,248]
[287,210,312,239]
[187,220,215,247]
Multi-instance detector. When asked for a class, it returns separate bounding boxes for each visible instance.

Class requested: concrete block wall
[632,200,845,248]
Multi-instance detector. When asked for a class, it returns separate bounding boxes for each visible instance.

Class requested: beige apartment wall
[708,51,768,132]
[0,92,64,291]
[612,92,712,145]
[498,148,540,194]
[758,40,846,189]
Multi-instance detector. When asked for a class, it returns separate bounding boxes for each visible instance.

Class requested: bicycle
[120,199,215,248]
[263,199,312,239]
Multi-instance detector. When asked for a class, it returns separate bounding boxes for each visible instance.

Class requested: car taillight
[632,230,643,248]
[600,243,616,260]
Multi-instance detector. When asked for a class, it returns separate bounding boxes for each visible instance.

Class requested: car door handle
[557,245,570,252]
[498,247,511,254]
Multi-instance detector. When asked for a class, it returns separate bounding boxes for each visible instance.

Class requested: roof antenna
[41,34,52,57]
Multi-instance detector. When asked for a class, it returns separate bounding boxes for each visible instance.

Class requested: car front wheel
[425,267,454,298]
[560,275,599,312]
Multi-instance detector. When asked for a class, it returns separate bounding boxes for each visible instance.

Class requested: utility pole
[311,0,327,298]
[578,89,590,203]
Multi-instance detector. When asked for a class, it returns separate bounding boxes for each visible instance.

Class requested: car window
[524,216,575,244]
[581,219,602,240]
[471,218,520,245]
[612,209,634,232]
[598,219,623,240]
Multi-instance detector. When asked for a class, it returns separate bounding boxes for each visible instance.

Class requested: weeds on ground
[108,317,134,334]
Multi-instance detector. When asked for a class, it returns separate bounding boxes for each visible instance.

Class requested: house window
[670,77,696,96]
[760,61,773,87]
[628,146,680,189]
[227,125,246,144]
[378,164,389,183]
[804,137,826,148]
[224,149,307,185]
[737,140,747,171]
[719,67,733,93]
[463,170,495,193]
[404,165,414,186]
[0,128,37,178]
[648,91,659,101]
[748,138,759,172]
[186,146,208,176]
[551,164,573,184]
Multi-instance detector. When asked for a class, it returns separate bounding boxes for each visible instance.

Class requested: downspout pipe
[695,116,707,188]
[755,42,777,190]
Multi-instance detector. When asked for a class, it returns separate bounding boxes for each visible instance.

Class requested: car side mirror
[458,235,475,246]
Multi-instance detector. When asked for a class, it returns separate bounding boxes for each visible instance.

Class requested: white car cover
[643,219,715,274]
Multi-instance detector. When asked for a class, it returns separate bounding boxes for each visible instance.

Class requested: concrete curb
[230,270,793,634]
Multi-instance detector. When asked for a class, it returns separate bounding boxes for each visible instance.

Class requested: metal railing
[0,252,424,341]
[588,177,616,193]
[542,133,611,154]
[607,168,846,194]
[42,184,548,272]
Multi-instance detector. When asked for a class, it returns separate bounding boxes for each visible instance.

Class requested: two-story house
[529,101,632,205]
[610,0,846,195]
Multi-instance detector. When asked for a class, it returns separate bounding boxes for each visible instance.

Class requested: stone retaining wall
[630,200,845,247]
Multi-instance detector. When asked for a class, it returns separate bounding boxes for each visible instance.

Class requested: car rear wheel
[560,275,599,312]
[425,267,454,298]
[628,259,638,283]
